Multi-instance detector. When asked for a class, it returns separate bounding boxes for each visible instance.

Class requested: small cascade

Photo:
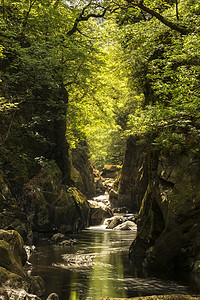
[87,191,110,210]
[88,213,137,231]
[88,168,138,230]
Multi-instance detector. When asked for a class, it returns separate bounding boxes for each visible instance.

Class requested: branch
[76,28,96,39]
[3,110,16,144]
[175,0,179,21]
[126,0,189,35]
[67,4,107,36]
[20,0,37,40]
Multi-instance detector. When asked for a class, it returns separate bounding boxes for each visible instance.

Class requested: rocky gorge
[0,123,200,299]
[1,130,200,299]
[0,136,199,300]
[0,155,135,299]
[115,135,200,278]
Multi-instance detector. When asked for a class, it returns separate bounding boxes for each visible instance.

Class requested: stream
[29,227,195,300]
[29,187,200,300]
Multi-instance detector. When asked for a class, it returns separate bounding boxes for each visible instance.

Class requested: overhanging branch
[67,4,107,36]
[126,0,190,35]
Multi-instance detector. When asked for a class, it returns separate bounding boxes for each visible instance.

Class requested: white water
[87,191,110,210]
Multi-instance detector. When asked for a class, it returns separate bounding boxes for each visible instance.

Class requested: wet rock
[46,293,59,300]
[0,230,27,277]
[0,229,45,297]
[29,275,45,297]
[109,172,121,208]
[0,288,41,299]
[106,216,123,229]
[24,245,35,261]
[58,239,77,246]
[51,233,66,244]
[93,167,106,195]
[118,136,148,212]
[90,207,113,226]
[112,207,129,214]
[109,188,118,201]
[113,220,137,231]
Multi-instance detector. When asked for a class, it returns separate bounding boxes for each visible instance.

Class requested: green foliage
[66,25,135,167]
[0,0,110,185]
[1,0,200,182]
[121,0,200,155]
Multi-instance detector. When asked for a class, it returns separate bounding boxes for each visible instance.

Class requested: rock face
[0,172,29,240]
[70,141,95,197]
[117,136,149,212]
[90,207,113,226]
[101,165,121,179]
[0,229,45,296]
[22,160,90,236]
[122,136,200,274]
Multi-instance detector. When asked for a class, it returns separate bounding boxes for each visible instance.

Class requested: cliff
[0,90,95,241]
[119,135,200,275]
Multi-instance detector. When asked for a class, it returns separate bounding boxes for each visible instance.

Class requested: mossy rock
[70,164,84,193]
[71,144,95,197]
[23,162,90,234]
[0,266,29,290]
[0,231,27,279]
[54,187,90,233]
[0,230,45,296]
[0,173,29,239]
[0,230,27,265]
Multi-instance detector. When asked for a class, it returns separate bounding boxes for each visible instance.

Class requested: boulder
[90,207,113,226]
[109,189,118,207]
[58,239,77,246]
[51,233,66,244]
[46,293,59,300]
[101,165,121,178]
[0,230,45,296]
[23,161,90,235]
[106,216,123,229]
[113,220,137,230]
[0,288,41,299]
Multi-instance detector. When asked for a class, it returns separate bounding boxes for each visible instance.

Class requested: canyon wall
[119,135,200,274]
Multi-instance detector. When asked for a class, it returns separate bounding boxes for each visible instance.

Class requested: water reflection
[29,229,193,299]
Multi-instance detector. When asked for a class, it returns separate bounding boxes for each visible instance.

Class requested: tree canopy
[0,0,200,171]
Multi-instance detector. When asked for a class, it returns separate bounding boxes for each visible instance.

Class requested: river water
[29,227,196,300]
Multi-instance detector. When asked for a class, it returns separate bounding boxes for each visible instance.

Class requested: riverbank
[100,295,199,300]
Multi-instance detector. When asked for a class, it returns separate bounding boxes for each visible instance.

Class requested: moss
[68,187,88,205]
[0,230,45,296]
[0,230,26,263]
[54,187,90,232]
[0,240,27,279]
[0,266,28,289]
[23,162,90,233]
[70,164,84,192]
